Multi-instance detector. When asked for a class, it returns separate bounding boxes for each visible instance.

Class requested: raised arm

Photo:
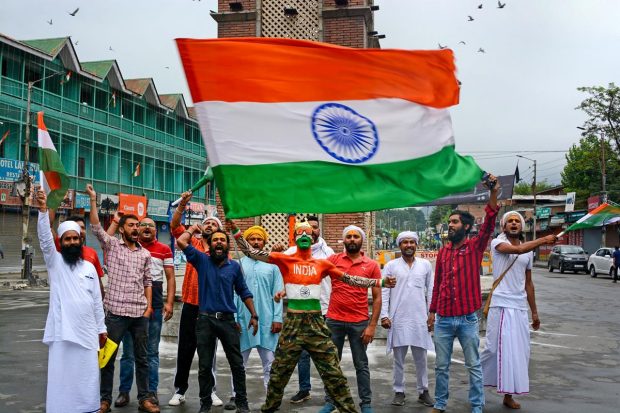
[85,184,115,250]
[495,234,557,255]
[171,191,192,231]
[35,190,57,265]
[325,262,395,289]
[227,219,271,263]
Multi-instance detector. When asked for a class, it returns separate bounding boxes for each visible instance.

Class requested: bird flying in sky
[468,15,474,21]
[68,7,80,16]
[498,1,506,9]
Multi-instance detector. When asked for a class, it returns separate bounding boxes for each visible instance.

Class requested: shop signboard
[588,195,601,212]
[0,157,40,183]
[99,194,118,214]
[536,207,551,219]
[118,193,147,219]
[147,199,170,220]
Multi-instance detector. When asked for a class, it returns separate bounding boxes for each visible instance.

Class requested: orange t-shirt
[172,225,208,305]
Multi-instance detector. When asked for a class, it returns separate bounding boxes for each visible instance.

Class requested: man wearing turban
[481,211,556,409]
[35,190,107,413]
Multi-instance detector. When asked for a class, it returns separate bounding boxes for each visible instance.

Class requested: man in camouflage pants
[228,219,396,413]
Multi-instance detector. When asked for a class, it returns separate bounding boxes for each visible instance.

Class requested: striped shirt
[92,224,152,317]
[429,204,499,317]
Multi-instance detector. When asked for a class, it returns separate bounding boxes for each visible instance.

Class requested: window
[78,157,85,177]
[1,54,23,80]
[80,83,93,106]
[134,105,144,123]
[94,88,108,110]
[25,61,42,82]
[122,99,133,120]
[156,112,166,131]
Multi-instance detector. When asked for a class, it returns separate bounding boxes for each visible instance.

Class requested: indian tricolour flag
[559,202,620,236]
[37,112,69,209]
[177,38,483,218]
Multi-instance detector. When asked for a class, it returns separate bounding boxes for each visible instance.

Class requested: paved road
[0,267,619,412]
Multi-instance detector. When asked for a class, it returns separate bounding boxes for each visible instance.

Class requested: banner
[0,180,21,206]
[588,195,601,212]
[58,189,75,210]
[118,193,147,219]
[99,194,118,214]
[565,192,576,212]
[74,192,91,211]
[425,174,515,206]
[0,157,41,183]
[147,199,170,220]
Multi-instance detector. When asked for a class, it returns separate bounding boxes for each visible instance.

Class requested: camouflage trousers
[261,312,357,413]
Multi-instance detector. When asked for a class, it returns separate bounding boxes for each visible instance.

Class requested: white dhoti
[392,345,429,394]
[46,340,100,413]
[481,307,531,394]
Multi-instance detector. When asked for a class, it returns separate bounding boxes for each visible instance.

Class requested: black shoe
[236,404,250,413]
[225,397,237,410]
[198,404,212,413]
[290,390,311,404]
[115,392,130,407]
[418,390,435,407]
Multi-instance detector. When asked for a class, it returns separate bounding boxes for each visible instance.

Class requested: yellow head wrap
[243,225,268,241]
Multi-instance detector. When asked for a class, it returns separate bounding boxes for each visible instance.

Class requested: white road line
[530,341,584,351]
[531,330,603,339]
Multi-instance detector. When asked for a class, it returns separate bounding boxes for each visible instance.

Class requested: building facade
[0,34,210,267]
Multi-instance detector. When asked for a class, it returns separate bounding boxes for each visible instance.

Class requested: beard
[60,244,83,267]
[210,245,229,264]
[344,242,362,254]
[448,227,466,244]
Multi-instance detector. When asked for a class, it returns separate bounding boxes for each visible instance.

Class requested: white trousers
[47,340,100,413]
[231,347,275,395]
[392,345,428,394]
[481,306,531,395]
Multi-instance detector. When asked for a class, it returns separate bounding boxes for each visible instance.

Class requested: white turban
[343,225,366,242]
[500,211,525,229]
[202,215,222,229]
[58,220,81,239]
[396,231,419,245]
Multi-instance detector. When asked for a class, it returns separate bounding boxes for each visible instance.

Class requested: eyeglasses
[295,227,313,236]
[139,223,156,228]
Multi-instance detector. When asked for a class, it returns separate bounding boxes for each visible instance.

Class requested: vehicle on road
[548,245,588,274]
[587,247,616,278]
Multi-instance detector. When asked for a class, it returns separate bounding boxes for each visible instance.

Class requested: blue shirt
[613,249,620,265]
[183,245,253,313]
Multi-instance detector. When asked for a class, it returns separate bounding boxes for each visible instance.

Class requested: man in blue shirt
[177,226,258,413]
[613,246,620,283]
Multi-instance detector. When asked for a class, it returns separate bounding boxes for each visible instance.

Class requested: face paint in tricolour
[296,234,312,250]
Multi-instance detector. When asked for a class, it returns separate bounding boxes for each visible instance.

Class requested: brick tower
[211,0,382,254]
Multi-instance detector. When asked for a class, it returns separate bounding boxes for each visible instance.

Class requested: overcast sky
[2,0,619,186]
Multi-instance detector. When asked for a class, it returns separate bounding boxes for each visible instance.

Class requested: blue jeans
[433,313,484,413]
[119,308,163,393]
[325,319,371,407]
[297,350,311,392]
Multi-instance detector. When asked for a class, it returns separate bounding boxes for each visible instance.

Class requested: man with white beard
[381,231,434,408]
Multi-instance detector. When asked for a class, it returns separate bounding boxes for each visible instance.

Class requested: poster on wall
[565,192,576,212]
[118,193,147,219]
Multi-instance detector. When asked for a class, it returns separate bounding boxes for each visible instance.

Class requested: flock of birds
[45,7,117,53]
[438,1,507,54]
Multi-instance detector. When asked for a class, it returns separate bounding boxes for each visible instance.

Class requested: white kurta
[38,211,107,413]
[481,237,533,394]
[381,257,434,353]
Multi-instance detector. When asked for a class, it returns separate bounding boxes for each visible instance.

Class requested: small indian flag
[111,91,116,108]
[0,130,8,146]
[37,112,69,209]
[177,38,482,218]
[133,162,141,177]
[61,70,72,84]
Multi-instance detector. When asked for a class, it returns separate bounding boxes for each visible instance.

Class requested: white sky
[2,0,619,185]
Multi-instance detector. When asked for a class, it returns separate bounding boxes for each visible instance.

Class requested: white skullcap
[342,225,366,242]
[58,220,81,239]
[396,231,419,245]
[500,211,525,229]
[202,215,222,229]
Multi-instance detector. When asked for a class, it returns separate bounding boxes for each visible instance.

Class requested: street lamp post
[517,155,537,242]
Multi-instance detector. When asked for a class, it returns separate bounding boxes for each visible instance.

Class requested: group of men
[36,172,557,413]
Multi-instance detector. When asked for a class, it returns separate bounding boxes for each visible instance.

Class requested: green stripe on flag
[215,145,483,218]
[39,147,70,210]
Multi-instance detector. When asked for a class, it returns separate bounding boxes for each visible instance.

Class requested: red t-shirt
[54,236,104,278]
[326,252,381,323]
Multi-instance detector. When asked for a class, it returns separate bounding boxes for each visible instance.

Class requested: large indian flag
[37,112,69,209]
[561,202,620,234]
[177,38,483,218]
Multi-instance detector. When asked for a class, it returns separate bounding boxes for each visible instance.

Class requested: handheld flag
[170,167,214,206]
[177,37,483,218]
[557,202,620,238]
[37,112,70,209]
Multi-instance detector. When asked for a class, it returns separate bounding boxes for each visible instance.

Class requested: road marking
[17,328,44,332]
[531,330,603,339]
[530,341,584,351]
[15,339,42,343]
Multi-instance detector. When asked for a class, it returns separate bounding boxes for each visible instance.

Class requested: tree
[513,180,555,195]
[428,205,453,228]
[376,207,427,231]
[561,135,620,203]
[576,83,620,159]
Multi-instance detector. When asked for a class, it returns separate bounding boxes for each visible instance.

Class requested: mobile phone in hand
[482,172,496,190]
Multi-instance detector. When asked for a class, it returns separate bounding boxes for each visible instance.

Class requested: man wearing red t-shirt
[320,225,381,413]
[51,213,104,296]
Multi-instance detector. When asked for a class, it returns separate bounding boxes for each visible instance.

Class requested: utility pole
[21,81,34,284]
[517,155,537,241]
[600,134,607,246]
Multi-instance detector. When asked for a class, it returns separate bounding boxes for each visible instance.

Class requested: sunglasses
[295,227,313,236]
[139,223,156,228]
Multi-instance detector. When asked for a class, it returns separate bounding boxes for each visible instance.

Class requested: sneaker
[169,393,186,406]
[290,390,311,404]
[418,390,435,407]
[391,392,405,406]
[211,392,224,407]
[115,392,130,407]
[318,402,337,413]
[225,397,237,410]
[361,405,374,413]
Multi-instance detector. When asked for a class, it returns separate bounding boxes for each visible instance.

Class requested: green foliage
[576,83,620,158]
[513,180,555,195]
[376,207,426,232]
[429,205,453,228]
[561,135,620,202]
